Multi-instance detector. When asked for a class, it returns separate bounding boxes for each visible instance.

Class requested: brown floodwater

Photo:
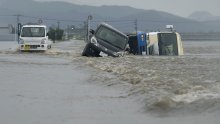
[0,40,219,124]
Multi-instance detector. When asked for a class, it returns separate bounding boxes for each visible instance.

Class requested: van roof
[148,32,178,35]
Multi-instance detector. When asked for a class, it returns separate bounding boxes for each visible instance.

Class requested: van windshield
[158,33,178,55]
[21,27,45,37]
[95,26,127,50]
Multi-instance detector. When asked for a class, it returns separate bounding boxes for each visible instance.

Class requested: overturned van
[82,23,129,57]
[147,32,184,56]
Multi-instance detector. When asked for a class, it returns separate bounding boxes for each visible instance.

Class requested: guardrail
[180,32,220,41]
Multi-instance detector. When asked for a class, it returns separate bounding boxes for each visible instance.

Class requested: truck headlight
[90,36,98,46]
[41,38,47,44]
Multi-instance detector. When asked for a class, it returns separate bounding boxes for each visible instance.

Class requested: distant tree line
[47,27,64,41]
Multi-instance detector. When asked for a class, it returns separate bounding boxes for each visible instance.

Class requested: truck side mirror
[89,29,95,35]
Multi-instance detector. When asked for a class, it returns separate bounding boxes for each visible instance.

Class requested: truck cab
[82,23,129,57]
[19,24,52,51]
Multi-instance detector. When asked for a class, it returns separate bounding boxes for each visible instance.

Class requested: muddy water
[63,40,220,115]
[1,40,220,123]
[0,41,142,124]
[46,40,220,115]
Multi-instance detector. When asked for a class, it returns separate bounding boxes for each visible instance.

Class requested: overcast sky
[35,0,220,17]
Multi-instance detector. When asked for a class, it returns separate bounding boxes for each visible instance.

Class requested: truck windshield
[21,27,45,37]
[95,26,127,50]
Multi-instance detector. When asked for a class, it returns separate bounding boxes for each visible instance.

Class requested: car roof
[97,23,128,39]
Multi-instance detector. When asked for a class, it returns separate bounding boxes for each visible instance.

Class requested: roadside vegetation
[47,27,64,42]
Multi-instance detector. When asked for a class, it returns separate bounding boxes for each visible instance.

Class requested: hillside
[0,0,219,33]
[188,11,220,22]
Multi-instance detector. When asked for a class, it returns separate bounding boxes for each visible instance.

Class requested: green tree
[48,27,64,42]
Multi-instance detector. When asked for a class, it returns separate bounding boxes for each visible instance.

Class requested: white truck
[19,24,52,51]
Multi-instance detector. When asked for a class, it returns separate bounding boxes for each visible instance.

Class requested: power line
[0,14,85,23]
[0,15,15,17]
[0,14,202,24]
[21,15,85,22]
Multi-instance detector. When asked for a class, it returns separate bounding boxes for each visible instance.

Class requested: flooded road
[0,40,220,124]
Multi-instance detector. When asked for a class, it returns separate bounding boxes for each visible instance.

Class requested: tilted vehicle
[19,24,52,51]
[128,31,147,55]
[147,32,184,56]
[82,23,129,57]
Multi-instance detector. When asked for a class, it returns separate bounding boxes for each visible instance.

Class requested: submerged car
[82,23,129,57]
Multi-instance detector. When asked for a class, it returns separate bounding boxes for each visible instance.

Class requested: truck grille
[25,45,40,49]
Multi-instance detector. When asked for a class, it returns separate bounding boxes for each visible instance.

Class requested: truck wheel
[82,43,101,57]
[47,45,50,49]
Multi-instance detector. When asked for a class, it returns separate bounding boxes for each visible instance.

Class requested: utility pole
[14,14,21,43]
[135,18,138,35]
[87,15,93,42]
[57,21,60,30]
[54,21,60,43]
[67,25,70,40]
